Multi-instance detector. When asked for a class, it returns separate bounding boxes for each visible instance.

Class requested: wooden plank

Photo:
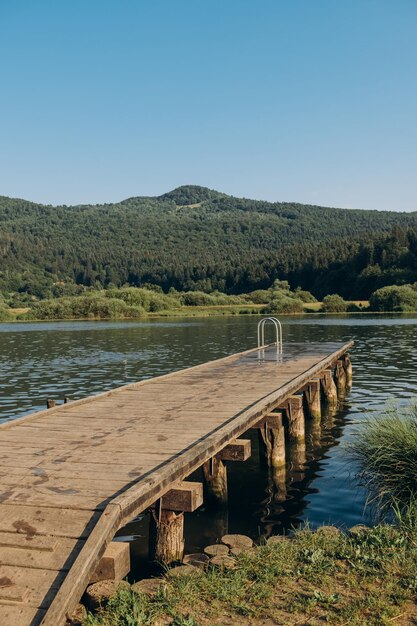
[217,439,251,461]
[0,504,99,538]
[160,482,203,512]
[89,541,130,584]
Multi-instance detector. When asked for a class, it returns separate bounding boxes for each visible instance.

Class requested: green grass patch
[82,525,417,625]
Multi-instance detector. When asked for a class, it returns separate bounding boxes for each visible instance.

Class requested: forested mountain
[1,185,417,301]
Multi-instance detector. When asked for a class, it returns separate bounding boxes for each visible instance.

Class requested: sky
[0,0,416,211]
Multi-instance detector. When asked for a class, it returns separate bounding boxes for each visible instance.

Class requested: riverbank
[79,524,417,626]
[1,301,371,322]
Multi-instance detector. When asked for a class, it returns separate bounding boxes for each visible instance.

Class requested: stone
[131,578,166,598]
[209,555,237,570]
[267,535,288,545]
[183,552,210,569]
[221,534,253,549]
[84,579,130,611]
[204,544,230,557]
[315,525,342,538]
[166,564,201,578]
[230,546,255,556]
[349,524,370,537]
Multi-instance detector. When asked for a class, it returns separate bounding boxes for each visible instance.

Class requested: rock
[316,525,342,538]
[267,535,288,545]
[349,524,370,537]
[183,552,210,569]
[166,564,201,578]
[131,578,166,597]
[221,534,253,549]
[230,546,255,556]
[84,579,130,611]
[209,555,236,570]
[204,544,230,557]
[65,603,87,625]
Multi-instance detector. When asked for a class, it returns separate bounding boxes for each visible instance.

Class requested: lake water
[1,315,416,574]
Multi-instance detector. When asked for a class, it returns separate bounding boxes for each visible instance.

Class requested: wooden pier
[0,340,352,626]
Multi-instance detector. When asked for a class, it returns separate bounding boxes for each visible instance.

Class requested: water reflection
[1,315,417,574]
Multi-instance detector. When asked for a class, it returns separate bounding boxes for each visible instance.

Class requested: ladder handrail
[257,317,283,354]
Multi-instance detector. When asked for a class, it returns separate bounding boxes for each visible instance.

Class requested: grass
[82,524,417,626]
[348,405,417,521]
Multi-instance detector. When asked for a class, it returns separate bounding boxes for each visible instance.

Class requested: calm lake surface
[1,315,416,574]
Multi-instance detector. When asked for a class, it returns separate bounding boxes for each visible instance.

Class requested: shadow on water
[2,314,417,578]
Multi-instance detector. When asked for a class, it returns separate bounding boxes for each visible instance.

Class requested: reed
[349,405,417,520]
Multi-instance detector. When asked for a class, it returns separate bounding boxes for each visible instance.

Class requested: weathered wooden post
[321,369,338,407]
[304,379,321,420]
[149,482,203,565]
[343,353,353,387]
[334,359,347,395]
[279,396,305,441]
[203,456,228,504]
[255,412,285,468]
[46,399,56,409]
[271,466,287,502]
[288,440,307,481]
[203,439,251,505]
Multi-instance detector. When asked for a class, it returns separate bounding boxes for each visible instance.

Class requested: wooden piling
[258,413,285,468]
[304,379,321,420]
[321,369,338,407]
[280,396,305,441]
[335,359,347,395]
[343,353,353,387]
[203,457,228,504]
[149,508,185,565]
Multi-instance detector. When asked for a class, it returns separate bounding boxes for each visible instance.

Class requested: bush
[294,288,317,303]
[265,294,304,314]
[349,406,417,520]
[242,290,270,304]
[321,294,347,313]
[369,284,417,312]
[21,295,145,320]
[0,305,12,321]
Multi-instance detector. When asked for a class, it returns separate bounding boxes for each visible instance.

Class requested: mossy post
[304,379,321,420]
[343,353,353,387]
[335,359,347,395]
[203,456,228,504]
[149,508,185,565]
[321,369,338,407]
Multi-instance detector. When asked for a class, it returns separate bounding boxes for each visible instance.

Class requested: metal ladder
[257,317,283,355]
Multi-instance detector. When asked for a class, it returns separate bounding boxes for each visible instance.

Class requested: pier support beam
[304,380,321,420]
[149,482,203,565]
[257,412,286,468]
[321,369,338,407]
[149,509,185,565]
[279,396,305,441]
[203,457,228,505]
[335,359,347,395]
[343,353,353,387]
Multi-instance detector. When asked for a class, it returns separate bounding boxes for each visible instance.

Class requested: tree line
[1,185,417,304]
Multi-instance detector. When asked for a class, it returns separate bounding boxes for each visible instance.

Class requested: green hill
[1,185,417,301]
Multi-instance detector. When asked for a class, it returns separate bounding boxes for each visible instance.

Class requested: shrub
[265,294,304,314]
[321,294,347,313]
[0,305,12,321]
[20,295,145,320]
[349,406,417,520]
[369,284,417,312]
[294,288,317,303]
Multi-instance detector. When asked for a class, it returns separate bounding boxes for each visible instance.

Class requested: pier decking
[0,340,352,626]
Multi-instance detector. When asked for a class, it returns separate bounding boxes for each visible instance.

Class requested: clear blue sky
[1,0,416,210]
